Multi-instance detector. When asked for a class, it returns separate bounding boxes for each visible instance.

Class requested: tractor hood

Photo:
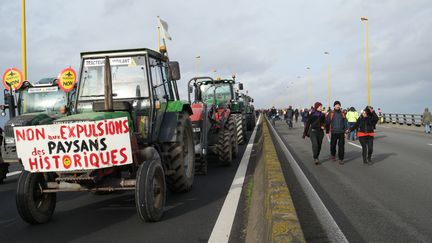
[4,113,56,139]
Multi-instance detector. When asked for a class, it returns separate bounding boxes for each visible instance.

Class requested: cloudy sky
[0,0,431,126]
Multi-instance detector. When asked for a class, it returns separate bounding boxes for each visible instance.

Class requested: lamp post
[361,17,371,106]
[195,56,200,77]
[324,52,331,109]
[306,67,312,106]
[21,0,27,80]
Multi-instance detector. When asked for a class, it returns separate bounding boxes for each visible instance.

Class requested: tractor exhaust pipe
[104,56,113,111]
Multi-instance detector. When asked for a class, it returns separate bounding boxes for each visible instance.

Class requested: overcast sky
[0,0,431,127]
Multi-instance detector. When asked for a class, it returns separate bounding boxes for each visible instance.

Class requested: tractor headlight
[5,137,15,144]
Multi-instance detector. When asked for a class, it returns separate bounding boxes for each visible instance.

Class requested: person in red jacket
[346,106,379,165]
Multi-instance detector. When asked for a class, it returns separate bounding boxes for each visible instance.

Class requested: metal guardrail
[382,113,424,127]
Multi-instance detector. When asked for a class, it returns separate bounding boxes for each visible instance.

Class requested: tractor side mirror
[4,92,10,105]
[239,83,244,90]
[169,61,181,81]
[251,98,254,103]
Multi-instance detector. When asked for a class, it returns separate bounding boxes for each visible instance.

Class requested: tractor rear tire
[235,114,245,145]
[135,149,166,222]
[165,113,195,193]
[16,172,56,224]
[229,115,239,158]
[218,128,233,165]
[242,114,247,142]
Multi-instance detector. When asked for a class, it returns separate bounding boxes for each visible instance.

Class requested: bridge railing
[382,113,424,127]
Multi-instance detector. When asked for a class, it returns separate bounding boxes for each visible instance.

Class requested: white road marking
[208,115,261,243]
[348,142,362,149]
[428,144,432,146]
[267,117,348,243]
[6,171,22,177]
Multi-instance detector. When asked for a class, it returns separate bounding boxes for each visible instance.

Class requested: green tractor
[14,48,195,224]
[0,78,76,184]
[241,93,256,131]
[188,76,245,173]
[228,76,247,145]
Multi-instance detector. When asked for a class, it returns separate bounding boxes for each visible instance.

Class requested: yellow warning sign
[58,67,76,92]
[2,68,24,91]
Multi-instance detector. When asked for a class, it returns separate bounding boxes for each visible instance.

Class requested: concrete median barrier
[246,118,305,243]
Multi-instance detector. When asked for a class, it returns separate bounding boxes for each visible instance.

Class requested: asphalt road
[272,119,432,242]
[0,131,253,243]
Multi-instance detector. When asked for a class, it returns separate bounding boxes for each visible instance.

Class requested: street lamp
[361,17,371,106]
[324,52,331,109]
[195,56,200,77]
[306,67,312,106]
[21,0,27,80]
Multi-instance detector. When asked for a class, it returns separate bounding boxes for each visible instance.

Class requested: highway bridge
[1,115,431,242]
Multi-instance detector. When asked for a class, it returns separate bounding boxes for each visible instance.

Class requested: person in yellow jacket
[346,107,359,140]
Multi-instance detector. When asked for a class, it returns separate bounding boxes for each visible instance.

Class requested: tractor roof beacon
[15,48,195,224]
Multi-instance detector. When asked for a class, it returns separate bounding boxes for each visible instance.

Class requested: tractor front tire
[235,114,245,145]
[165,113,195,193]
[135,149,166,222]
[16,172,56,224]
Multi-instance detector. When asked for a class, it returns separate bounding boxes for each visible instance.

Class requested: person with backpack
[302,102,326,165]
[326,101,348,165]
[346,106,379,165]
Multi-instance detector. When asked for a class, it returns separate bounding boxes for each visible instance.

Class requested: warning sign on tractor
[2,68,24,91]
[58,67,76,92]
[14,117,133,172]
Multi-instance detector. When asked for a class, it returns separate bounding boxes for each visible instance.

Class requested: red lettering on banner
[73,154,82,168]
[111,149,118,165]
[89,153,99,168]
[29,157,38,170]
[60,125,67,139]
[44,157,51,170]
[15,130,25,142]
[114,120,122,134]
[119,147,128,164]
[100,152,110,165]
[52,155,60,169]
[77,125,84,138]
[123,119,129,133]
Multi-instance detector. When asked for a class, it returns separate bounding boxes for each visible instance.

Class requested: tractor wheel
[135,149,166,222]
[218,128,233,166]
[230,115,239,158]
[165,113,195,193]
[242,114,248,142]
[235,114,245,145]
[16,172,56,224]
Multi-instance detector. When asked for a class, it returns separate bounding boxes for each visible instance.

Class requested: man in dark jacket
[326,101,348,164]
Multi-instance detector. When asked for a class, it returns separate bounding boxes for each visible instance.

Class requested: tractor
[0,78,76,184]
[14,48,195,224]
[241,93,256,131]
[188,76,245,174]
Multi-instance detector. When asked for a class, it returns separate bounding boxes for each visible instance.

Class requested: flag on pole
[157,16,172,41]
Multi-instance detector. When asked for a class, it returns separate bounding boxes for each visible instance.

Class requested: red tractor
[188,77,241,174]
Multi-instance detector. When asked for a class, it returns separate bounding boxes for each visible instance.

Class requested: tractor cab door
[149,57,174,141]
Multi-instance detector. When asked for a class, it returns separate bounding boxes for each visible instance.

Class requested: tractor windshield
[19,86,67,115]
[79,55,149,101]
[200,84,232,105]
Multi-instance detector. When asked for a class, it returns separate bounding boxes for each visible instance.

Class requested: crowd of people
[266,101,380,166]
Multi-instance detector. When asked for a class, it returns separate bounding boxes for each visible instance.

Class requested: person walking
[286,106,294,128]
[346,106,379,165]
[346,107,359,140]
[301,108,309,128]
[422,108,431,134]
[302,102,326,165]
[326,101,348,165]
[294,108,299,123]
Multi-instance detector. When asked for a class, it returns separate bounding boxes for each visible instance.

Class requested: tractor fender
[158,112,181,143]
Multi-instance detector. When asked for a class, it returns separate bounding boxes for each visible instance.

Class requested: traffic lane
[273,121,432,242]
[0,133,251,243]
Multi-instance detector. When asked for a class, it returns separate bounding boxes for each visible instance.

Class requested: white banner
[14,117,133,172]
